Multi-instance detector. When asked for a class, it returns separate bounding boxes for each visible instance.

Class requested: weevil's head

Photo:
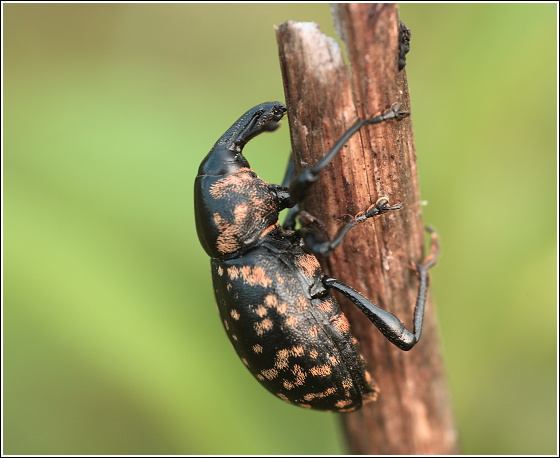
[198,101,286,176]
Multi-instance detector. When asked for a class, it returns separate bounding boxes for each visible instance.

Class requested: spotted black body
[194,102,439,412]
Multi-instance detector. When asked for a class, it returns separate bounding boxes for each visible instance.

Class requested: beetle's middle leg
[299,197,402,257]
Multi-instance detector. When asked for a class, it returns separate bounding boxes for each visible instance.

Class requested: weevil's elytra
[211,249,375,411]
[194,101,439,412]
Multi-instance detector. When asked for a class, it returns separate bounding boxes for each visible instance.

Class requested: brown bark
[276,4,458,455]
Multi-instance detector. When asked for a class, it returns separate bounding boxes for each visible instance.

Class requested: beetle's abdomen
[211,243,378,412]
[195,168,280,258]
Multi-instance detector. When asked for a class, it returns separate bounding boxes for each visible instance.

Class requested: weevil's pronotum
[194,102,439,411]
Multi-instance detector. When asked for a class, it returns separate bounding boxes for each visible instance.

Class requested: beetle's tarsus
[420,226,439,270]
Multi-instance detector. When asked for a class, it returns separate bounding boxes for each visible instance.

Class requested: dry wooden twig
[276,4,458,454]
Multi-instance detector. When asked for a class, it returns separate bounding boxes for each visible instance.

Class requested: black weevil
[194,102,439,412]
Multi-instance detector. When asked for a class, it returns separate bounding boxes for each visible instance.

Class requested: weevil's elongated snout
[198,101,286,176]
[222,101,286,151]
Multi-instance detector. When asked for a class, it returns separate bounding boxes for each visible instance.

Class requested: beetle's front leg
[277,104,407,231]
[276,156,300,230]
[288,104,409,205]
[300,197,402,257]
[323,227,439,351]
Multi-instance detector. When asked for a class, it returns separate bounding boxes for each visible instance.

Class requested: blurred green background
[4,3,557,455]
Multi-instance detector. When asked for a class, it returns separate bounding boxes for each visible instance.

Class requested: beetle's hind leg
[323,227,440,351]
[299,197,402,257]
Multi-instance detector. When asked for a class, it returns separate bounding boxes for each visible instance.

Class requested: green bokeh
[4,3,556,455]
